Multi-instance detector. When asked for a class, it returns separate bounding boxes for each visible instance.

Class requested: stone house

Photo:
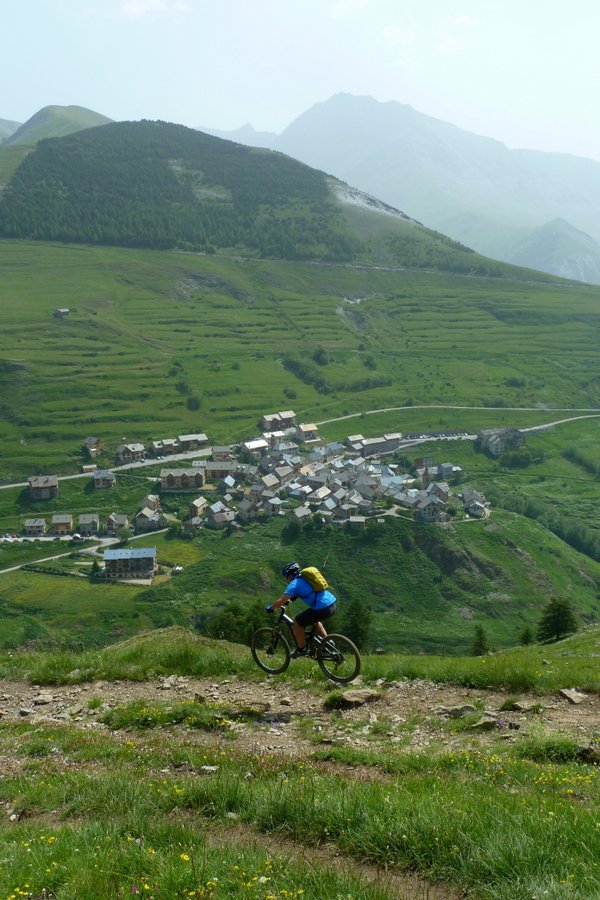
[212,445,233,461]
[260,496,285,517]
[261,473,280,492]
[152,438,179,457]
[84,437,103,458]
[218,474,241,495]
[426,482,450,502]
[236,498,258,523]
[140,494,161,512]
[205,508,236,530]
[135,508,168,532]
[297,423,320,443]
[204,461,236,480]
[160,468,205,491]
[188,496,208,517]
[93,470,116,490]
[293,505,312,521]
[177,433,208,451]
[261,410,296,431]
[78,513,100,535]
[51,514,73,534]
[415,496,446,523]
[106,513,130,532]
[28,475,59,500]
[24,518,47,536]
[242,438,269,458]
[478,427,523,457]
[115,443,145,464]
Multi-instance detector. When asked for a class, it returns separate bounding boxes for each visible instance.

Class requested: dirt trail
[2,675,597,900]
[2,674,598,756]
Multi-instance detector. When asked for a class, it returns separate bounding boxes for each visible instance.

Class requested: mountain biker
[266,562,336,658]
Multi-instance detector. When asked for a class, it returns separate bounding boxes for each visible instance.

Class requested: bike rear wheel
[317,633,361,684]
[251,627,291,675]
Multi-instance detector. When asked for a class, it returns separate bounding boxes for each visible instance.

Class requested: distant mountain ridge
[206,93,600,284]
[0,117,22,144]
[0,118,529,278]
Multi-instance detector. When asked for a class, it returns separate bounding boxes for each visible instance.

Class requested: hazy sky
[4,0,600,160]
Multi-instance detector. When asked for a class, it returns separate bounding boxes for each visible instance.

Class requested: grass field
[1,491,599,655]
[0,627,598,898]
[1,240,600,480]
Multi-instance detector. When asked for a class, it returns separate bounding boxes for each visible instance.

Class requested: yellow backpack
[300,566,329,593]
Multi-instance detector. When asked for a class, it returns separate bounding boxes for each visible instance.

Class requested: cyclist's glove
[265,605,274,613]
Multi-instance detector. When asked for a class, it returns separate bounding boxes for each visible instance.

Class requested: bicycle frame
[271,604,328,655]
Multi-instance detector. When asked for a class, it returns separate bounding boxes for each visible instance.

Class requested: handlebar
[265,598,293,612]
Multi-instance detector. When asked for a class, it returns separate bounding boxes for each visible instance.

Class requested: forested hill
[0,118,537,275]
[0,119,359,260]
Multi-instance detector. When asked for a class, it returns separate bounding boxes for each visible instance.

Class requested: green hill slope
[0,239,597,479]
[0,510,598,654]
[0,118,544,277]
[3,104,112,146]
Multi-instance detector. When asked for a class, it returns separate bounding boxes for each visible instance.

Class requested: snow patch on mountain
[333,182,420,224]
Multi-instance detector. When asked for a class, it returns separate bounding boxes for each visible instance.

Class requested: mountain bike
[250,601,361,684]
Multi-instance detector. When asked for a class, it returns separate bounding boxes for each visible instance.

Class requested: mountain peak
[5,105,113,147]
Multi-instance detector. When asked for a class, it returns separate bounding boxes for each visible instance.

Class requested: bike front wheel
[317,633,361,684]
[250,627,291,675]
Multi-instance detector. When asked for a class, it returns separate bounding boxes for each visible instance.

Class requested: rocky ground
[1,674,598,899]
[1,672,598,758]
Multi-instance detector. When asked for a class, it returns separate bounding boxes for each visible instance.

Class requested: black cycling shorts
[295,603,336,627]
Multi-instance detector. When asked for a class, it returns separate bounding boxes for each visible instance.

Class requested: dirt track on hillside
[1,673,598,756]
[1,674,598,900]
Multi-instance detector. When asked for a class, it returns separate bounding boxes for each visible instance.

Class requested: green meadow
[0,627,598,899]
[1,500,600,653]
[1,240,600,479]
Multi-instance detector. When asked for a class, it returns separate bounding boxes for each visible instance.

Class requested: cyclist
[266,562,336,658]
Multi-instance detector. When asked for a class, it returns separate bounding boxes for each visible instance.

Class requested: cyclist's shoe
[290,647,308,659]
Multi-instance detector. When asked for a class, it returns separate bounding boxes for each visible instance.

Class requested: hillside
[211,93,600,284]
[0,118,545,277]
[3,104,112,146]
[0,238,595,481]
[508,217,600,283]
[1,497,599,655]
[0,627,597,897]
[0,116,21,143]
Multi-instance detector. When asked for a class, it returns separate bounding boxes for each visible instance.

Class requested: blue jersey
[284,575,336,610]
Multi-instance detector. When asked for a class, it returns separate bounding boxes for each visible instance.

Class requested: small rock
[471,716,499,730]
[560,688,587,705]
[279,697,292,707]
[199,765,219,773]
[33,694,54,706]
[19,708,33,717]
[575,744,600,764]
[335,689,379,709]
[438,704,478,719]
[511,701,540,712]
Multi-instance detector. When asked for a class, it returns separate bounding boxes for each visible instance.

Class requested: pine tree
[341,596,372,651]
[537,597,577,643]
[519,626,533,646]
[472,623,489,656]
